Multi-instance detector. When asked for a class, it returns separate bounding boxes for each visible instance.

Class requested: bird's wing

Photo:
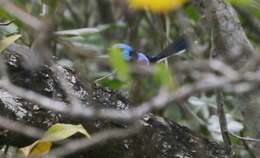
[148,35,188,63]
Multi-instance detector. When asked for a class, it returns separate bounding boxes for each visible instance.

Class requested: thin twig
[238,131,256,158]
[0,115,43,138]
[51,65,82,110]
[216,91,233,157]
[0,78,171,121]
[95,70,116,83]
[64,0,81,26]
[1,67,260,123]
[49,122,142,157]
[229,132,260,142]
[0,20,14,26]
[0,0,43,30]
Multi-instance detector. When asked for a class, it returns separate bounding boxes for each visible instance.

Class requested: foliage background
[0,0,260,157]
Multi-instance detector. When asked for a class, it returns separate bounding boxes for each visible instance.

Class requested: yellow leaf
[19,123,90,157]
[0,34,21,53]
[128,0,186,12]
[42,123,91,141]
[20,140,52,157]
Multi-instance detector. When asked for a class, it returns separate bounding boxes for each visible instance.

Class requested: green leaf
[185,5,200,22]
[227,0,253,6]
[100,79,125,89]
[154,63,176,89]
[0,34,21,53]
[109,47,131,82]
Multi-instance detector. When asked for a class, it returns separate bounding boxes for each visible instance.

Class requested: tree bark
[191,0,259,156]
[0,48,228,158]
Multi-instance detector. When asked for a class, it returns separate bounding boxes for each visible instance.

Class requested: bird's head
[112,43,134,61]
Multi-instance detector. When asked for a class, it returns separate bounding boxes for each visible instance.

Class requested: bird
[95,36,187,82]
[113,35,188,64]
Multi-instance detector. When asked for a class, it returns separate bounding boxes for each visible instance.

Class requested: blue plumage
[113,43,134,61]
[113,36,188,64]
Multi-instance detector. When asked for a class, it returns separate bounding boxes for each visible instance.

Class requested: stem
[216,91,233,157]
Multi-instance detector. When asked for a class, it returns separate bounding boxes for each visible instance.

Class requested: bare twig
[0,78,171,121]
[0,115,43,138]
[0,20,14,26]
[1,65,260,123]
[216,91,233,157]
[49,122,142,157]
[0,0,43,30]
[229,132,260,142]
[50,65,82,110]
[238,131,257,158]
[64,0,81,26]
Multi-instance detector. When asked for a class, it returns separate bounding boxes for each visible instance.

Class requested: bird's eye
[129,50,137,60]
[129,50,134,57]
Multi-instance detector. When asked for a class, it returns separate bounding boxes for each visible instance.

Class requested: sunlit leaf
[109,47,130,82]
[128,0,187,13]
[228,0,253,6]
[100,79,125,89]
[19,123,91,157]
[20,141,52,157]
[42,123,91,141]
[0,34,21,53]
[154,63,176,89]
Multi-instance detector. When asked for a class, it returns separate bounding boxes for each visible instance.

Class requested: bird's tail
[148,35,188,63]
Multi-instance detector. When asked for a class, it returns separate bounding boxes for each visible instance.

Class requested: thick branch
[0,49,228,158]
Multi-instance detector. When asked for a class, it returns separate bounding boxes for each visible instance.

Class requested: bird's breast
[136,53,150,65]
